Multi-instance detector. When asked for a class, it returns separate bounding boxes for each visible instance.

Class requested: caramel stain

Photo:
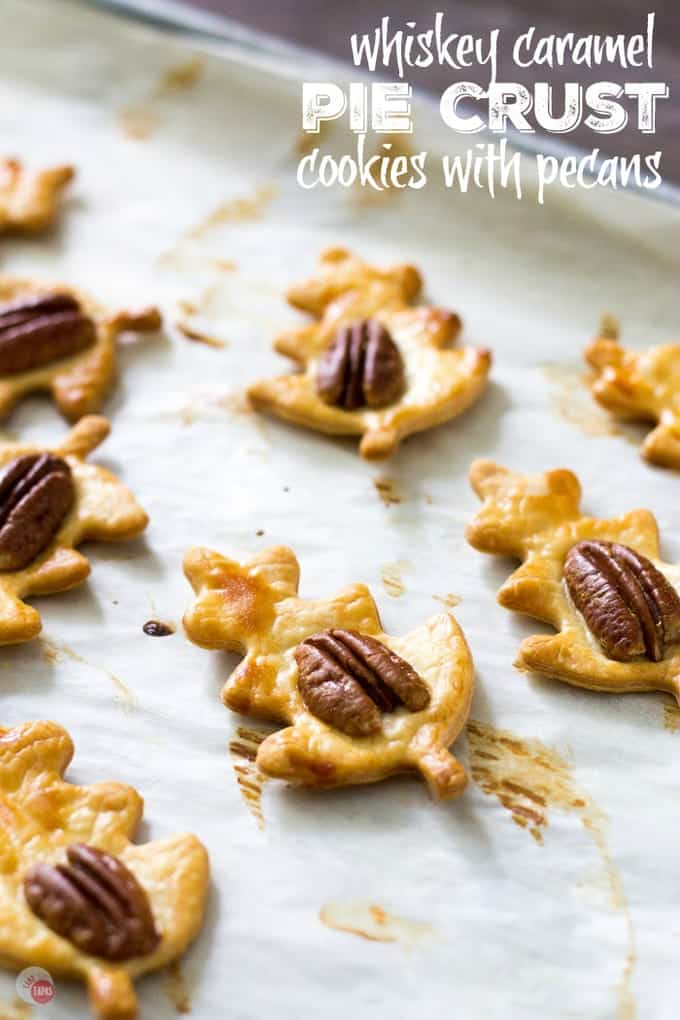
[374,477,406,506]
[467,719,636,1016]
[185,184,277,241]
[173,387,258,427]
[295,120,331,156]
[41,639,137,713]
[0,1000,31,1020]
[143,620,176,637]
[354,134,417,205]
[432,593,461,609]
[382,561,408,598]
[599,312,620,340]
[542,364,624,439]
[229,725,274,829]
[117,106,159,140]
[319,901,434,944]
[176,321,226,349]
[164,959,191,1014]
[152,56,205,99]
[663,699,680,732]
[117,57,204,140]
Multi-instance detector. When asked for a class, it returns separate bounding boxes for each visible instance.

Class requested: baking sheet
[1,1,680,1017]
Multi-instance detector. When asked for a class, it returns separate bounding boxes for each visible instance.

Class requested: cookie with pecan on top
[248,247,491,459]
[467,459,680,702]
[183,543,473,799]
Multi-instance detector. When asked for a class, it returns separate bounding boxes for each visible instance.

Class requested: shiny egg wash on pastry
[0,158,74,233]
[0,278,161,422]
[585,319,680,472]
[0,720,209,1020]
[248,247,491,459]
[0,415,148,645]
[183,544,474,799]
[467,459,680,702]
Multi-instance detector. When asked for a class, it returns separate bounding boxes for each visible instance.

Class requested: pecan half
[316,320,405,410]
[0,292,96,376]
[24,843,160,961]
[564,539,680,662]
[0,453,74,570]
[295,628,430,736]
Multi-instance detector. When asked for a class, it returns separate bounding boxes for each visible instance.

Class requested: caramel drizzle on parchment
[228,726,276,829]
[663,699,680,733]
[163,959,191,1014]
[381,561,408,598]
[41,639,137,714]
[373,477,405,506]
[467,719,636,1019]
[0,999,31,1020]
[319,901,434,945]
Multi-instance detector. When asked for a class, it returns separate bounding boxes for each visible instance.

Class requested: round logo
[16,967,56,1005]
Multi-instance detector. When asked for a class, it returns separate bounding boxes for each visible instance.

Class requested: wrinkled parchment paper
[1,2,679,1017]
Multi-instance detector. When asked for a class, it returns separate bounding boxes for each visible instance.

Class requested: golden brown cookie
[0,277,161,421]
[585,320,680,470]
[248,248,491,459]
[467,459,680,702]
[0,159,75,233]
[0,719,209,1020]
[0,415,148,645]
[183,544,473,799]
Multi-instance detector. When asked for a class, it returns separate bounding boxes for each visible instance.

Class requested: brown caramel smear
[143,620,176,637]
[381,562,407,598]
[164,959,192,1014]
[663,700,680,732]
[373,477,404,506]
[319,901,434,944]
[228,726,273,829]
[176,322,226,349]
[467,719,636,1016]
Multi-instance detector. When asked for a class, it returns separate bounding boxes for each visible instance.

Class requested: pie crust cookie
[0,415,148,645]
[0,277,161,422]
[0,719,209,1020]
[467,459,680,702]
[585,320,680,470]
[0,158,75,234]
[248,247,491,459]
[183,544,473,799]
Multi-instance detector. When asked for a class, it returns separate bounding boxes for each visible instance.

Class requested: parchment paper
[0,2,679,1017]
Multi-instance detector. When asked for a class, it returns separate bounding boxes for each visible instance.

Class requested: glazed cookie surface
[0,415,148,645]
[0,719,209,1020]
[248,247,491,459]
[183,544,473,799]
[0,158,74,233]
[0,277,161,421]
[467,459,680,702]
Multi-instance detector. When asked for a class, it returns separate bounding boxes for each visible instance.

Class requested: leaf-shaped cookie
[0,719,209,1019]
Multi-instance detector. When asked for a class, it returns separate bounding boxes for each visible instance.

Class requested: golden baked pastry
[0,278,161,421]
[183,544,473,799]
[0,719,209,1020]
[467,458,680,701]
[248,247,491,459]
[0,415,148,645]
[0,159,75,233]
[585,320,680,470]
